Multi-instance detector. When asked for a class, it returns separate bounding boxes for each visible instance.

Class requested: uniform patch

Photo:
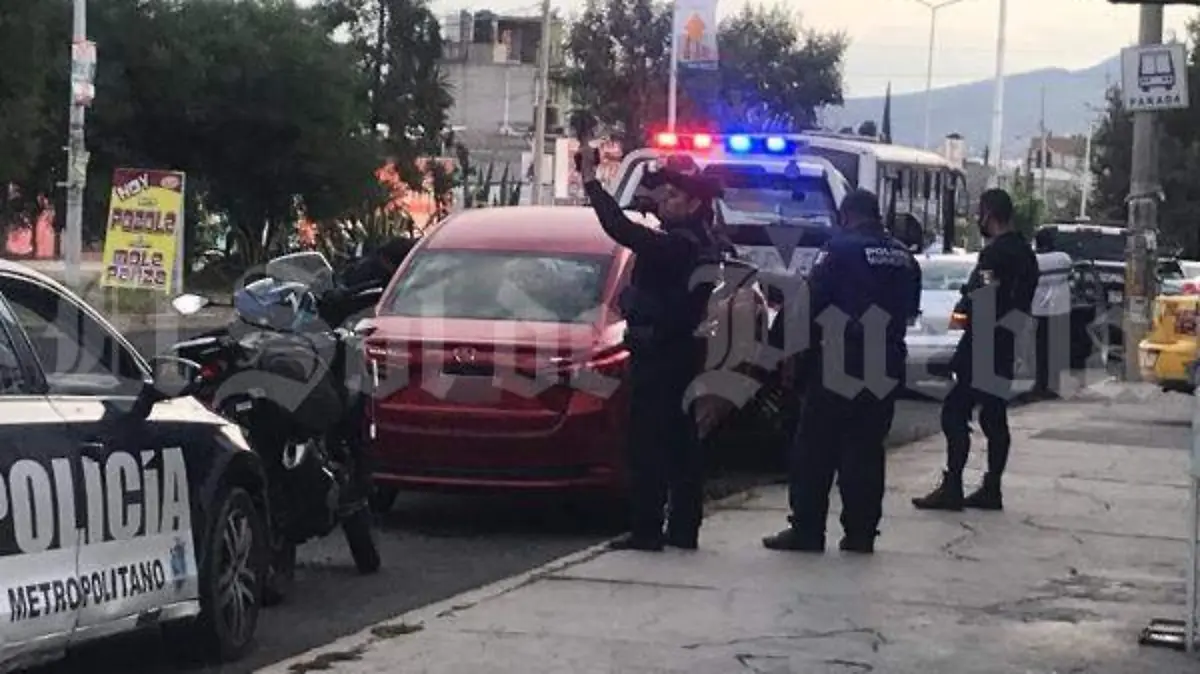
[863,247,910,267]
[979,269,996,285]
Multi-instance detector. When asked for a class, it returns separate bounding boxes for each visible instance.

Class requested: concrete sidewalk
[263,386,1200,674]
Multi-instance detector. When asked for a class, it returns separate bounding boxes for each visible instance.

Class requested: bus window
[805,146,861,189]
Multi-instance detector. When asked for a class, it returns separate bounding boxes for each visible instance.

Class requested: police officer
[578,142,722,552]
[763,189,921,554]
[913,188,1038,512]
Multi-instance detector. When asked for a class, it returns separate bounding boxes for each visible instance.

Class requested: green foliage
[559,1,846,146]
[1007,171,1044,240]
[1091,17,1200,256]
[0,0,452,268]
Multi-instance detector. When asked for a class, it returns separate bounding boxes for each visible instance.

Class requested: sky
[432,0,1197,98]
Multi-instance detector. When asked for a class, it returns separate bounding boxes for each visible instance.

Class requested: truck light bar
[650,132,804,155]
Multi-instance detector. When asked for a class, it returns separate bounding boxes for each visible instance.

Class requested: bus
[799,131,967,252]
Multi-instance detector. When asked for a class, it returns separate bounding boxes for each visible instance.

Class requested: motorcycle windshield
[265,252,334,294]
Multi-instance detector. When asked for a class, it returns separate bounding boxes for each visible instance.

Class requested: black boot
[963,473,1003,510]
[839,532,877,554]
[762,528,825,552]
[665,527,699,550]
[911,471,964,511]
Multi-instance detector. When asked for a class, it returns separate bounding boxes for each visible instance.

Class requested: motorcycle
[168,252,384,603]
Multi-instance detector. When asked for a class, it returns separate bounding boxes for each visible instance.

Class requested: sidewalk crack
[941,521,980,562]
[683,625,888,652]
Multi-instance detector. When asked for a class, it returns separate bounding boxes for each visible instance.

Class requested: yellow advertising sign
[100,168,186,294]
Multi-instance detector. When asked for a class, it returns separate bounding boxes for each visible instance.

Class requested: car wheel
[167,485,267,663]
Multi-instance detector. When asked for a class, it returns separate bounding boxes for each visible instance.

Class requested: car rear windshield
[383,250,610,323]
[1048,229,1126,262]
[700,165,836,227]
[920,258,975,290]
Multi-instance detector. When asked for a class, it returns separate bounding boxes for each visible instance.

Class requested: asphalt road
[32,327,947,673]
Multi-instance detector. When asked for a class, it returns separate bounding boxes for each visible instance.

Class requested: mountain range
[821,54,1123,158]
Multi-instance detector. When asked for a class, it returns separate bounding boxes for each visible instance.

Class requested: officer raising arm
[578,137,722,552]
[763,189,920,555]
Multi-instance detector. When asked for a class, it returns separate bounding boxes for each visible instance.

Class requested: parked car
[904,251,1103,386]
[0,260,269,670]
[358,207,642,510]
[1138,294,1200,393]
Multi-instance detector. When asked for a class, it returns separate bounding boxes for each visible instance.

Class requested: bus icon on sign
[1138,48,1176,92]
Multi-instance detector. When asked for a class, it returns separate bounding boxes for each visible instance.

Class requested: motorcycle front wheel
[342,504,381,574]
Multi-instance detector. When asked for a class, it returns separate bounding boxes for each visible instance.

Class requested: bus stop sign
[1121,43,1190,112]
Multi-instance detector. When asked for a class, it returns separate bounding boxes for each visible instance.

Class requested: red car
[360,206,643,510]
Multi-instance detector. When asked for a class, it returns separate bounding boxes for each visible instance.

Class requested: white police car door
[0,289,83,666]
[0,274,196,636]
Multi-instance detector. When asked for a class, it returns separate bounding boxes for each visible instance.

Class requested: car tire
[165,485,266,663]
[342,504,382,574]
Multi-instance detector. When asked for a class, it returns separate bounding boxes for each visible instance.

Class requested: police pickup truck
[0,260,269,670]
[611,132,848,287]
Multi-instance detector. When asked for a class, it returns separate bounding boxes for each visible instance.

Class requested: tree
[1090,85,1131,224]
[857,120,878,138]
[1091,17,1200,256]
[324,0,454,187]
[714,5,846,131]
[560,1,846,146]
[0,0,69,229]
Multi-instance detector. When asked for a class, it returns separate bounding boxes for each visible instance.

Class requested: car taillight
[1176,309,1198,334]
[1184,281,1200,295]
[949,312,968,330]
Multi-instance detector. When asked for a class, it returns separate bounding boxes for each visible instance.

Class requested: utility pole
[1124,3,1164,382]
[667,10,679,131]
[529,0,553,206]
[63,0,91,290]
[1039,87,1048,208]
[986,0,1008,187]
[1080,120,1094,220]
[908,0,967,150]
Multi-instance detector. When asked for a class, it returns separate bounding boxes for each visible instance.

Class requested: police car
[0,261,269,670]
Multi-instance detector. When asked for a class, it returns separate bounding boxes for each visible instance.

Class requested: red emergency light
[654,132,679,148]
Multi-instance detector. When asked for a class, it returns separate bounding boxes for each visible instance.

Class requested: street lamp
[903,0,969,150]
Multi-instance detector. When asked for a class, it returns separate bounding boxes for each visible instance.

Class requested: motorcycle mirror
[172,294,210,316]
[148,355,204,400]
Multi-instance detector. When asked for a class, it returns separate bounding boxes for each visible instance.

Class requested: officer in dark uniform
[763,189,921,554]
[578,144,723,552]
[913,188,1038,512]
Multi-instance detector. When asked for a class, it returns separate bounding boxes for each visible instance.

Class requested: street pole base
[1139,618,1195,652]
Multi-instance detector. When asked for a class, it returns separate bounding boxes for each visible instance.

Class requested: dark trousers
[787,386,896,537]
[1034,314,1070,394]
[626,345,704,541]
[941,378,1011,477]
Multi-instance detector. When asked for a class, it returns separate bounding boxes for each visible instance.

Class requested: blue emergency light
[723,134,796,155]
